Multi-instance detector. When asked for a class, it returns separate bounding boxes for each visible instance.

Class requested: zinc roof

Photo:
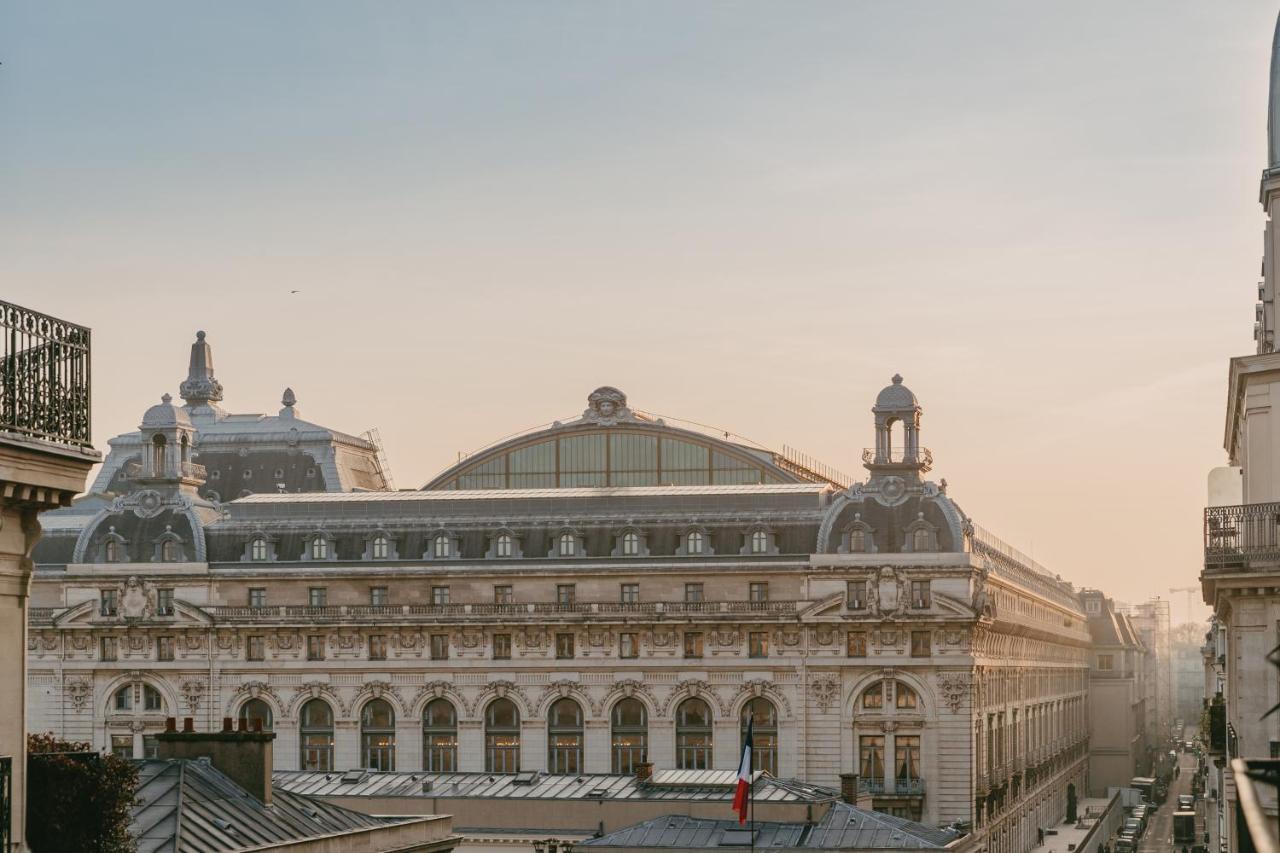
[234,483,830,503]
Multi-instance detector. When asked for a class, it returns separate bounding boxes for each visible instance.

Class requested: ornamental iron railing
[861,447,934,469]
[1205,502,1280,568]
[1,300,91,447]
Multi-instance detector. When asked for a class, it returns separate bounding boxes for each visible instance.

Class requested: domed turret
[865,373,931,479]
[136,394,202,489]
[141,393,192,430]
[874,374,919,411]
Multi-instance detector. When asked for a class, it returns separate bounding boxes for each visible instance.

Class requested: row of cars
[1114,798,1157,852]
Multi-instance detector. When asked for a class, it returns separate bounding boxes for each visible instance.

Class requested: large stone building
[27,337,1092,853]
[1079,590,1148,795]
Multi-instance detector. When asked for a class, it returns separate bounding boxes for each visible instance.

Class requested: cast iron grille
[1,300,91,447]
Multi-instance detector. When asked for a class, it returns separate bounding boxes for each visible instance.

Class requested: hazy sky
[5,1,1274,617]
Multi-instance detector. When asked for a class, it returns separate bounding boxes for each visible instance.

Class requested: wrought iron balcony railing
[861,447,933,470]
[1,300,91,448]
[1205,502,1280,568]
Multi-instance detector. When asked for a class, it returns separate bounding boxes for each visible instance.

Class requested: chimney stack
[839,773,858,805]
[156,722,276,805]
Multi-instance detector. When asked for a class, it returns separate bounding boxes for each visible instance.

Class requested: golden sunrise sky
[5,1,1274,617]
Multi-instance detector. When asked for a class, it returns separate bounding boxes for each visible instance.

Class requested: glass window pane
[509,441,556,474]
[559,435,606,472]
[661,438,709,471]
[609,433,657,471]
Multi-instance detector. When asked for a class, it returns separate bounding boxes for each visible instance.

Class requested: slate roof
[131,758,412,853]
[273,769,837,804]
[576,803,961,850]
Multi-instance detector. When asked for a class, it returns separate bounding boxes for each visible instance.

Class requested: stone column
[0,433,98,852]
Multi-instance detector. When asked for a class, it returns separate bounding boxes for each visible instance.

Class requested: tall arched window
[371,535,389,559]
[750,530,768,554]
[686,531,704,555]
[621,531,640,556]
[310,536,328,560]
[558,533,576,557]
[433,534,451,558]
[300,699,334,771]
[611,698,648,774]
[361,698,396,771]
[496,534,512,557]
[547,698,583,774]
[741,698,778,777]
[151,434,166,475]
[250,537,268,561]
[675,698,712,769]
[861,682,883,709]
[238,697,273,730]
[423,699,458,771]
[485,698,520,773]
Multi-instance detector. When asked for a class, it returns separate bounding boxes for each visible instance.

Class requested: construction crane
[1169,586,1199,625]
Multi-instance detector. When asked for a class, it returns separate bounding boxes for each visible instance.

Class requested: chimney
[156,722,276,805]
[839,773,858,805]
[635,762,654,783]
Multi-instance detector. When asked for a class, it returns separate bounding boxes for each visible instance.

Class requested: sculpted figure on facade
[582,386,635,426]
[116,575,156,620]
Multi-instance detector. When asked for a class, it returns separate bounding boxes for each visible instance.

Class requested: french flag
[732,716,753,824]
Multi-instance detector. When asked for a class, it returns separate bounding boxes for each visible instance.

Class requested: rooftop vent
[340,770,367,784]
[210,818,237,834]
[421,781,433,793]
[511,771,539,786]
[586,788,610,798]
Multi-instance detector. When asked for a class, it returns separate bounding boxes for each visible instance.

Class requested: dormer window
[161,540,178,562]
[850,529,866,552]
[559,533,577,557]
[433,534,451,559]
[372,536,389,560]
[622,532,640,556]
[912,529,930,551]
[105,540,118,562]
[496,534,512,558]
[250,538,268,561]
[687,531,704,555]
[310,536,329,560]
[750,530,768,554]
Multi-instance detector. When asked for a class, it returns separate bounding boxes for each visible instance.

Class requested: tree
[26,733,139,853]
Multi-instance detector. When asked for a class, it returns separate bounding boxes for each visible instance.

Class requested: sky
[4,1,1274,618]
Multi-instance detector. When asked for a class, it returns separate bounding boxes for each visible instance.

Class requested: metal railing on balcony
[1,300,91,447]
[1205,503,1280,568]
[861,447,933,470]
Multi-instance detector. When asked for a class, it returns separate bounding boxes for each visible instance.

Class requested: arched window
[423,699,458,771]
[485,698,520,773]
[152,434,166,475]
[896,683,919,710]
[611,698,648,774]
[433,534,451,558]
[547,698,583,774]
[299,699,334,771]
[250,538,268,561]
[113,686,132,712]
[675,698,712,769]
[240,698,273,731]
[310,536,328,560]
[861,682,883,710]
[360,698,396,771]
[372,535,389,559]
[741,698,778,777]
[912,529,931,552]
[686,531,704,555]
[750,530,768,554]
[143,685,163,712]
[105,539,119,562]
[161,539,179,561]
[558,533,576,557]
[621,532,640,556]
[496,534,512,558]
[849,529,866,552]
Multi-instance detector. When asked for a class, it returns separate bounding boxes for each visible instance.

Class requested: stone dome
[873,374,919,411]
[141,393,192,429]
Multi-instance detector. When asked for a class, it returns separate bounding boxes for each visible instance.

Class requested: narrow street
[1139,749,1200,852]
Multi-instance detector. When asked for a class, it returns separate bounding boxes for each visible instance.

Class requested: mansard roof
[422,386,849,491]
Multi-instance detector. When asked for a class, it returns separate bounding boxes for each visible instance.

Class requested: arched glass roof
[423,387,847,491]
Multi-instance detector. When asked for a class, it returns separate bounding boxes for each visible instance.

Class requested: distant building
[1122,599,1171,745]
[1079,590,1148,794]
[29,335,1094,853]
[1169,623,1206,727]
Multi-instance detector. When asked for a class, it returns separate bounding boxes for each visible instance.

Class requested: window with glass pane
[547,698,583,774]
[111,735,133,759]
[361,699,396,771]
[157,636,173,661]
[861,682,883,709]
[433,535,451,558]
[847,580,868,609]
[556,633,575,659]
[684,583,703,603]
[247,635,265,661]
[686,531,704,554]
[432,586,450,605]
[619,632,638,659]
[114,686,132,711]
[912,529,931,551]
[309,587,327,607]
[300,700,334,771]
[661,438,710,485]
[684,632,703,658]
[557,584,575,606]
[611,698,648,773]
[896,683,919,710]
[144,685,163,712]
[307,635,325,660]
[101,636,117,661]
[430,634,449,659]
[162,539,179,561]
[910,631,930,658]
[423,699,458,771]
[676,698,713,769]
[896,735,921,783]
[621,532,640,555]
[370,586,388,606]
[620,583,639,604]
[143,734,159,758]
[240,698,273,731]
[910,580,931,608]
[372,535,389,559]
[310,537,328,560]
[369,634,387,660]
[105,539,119,562]
[494,585,513,604]
[559,434,606,486]
[508,440,556,488]
[847,632,867,657]
[558,533,577,557]
[749,582,768,602]
[750,530,768,553]
[848,528,867,552]
[100,589,117,616]
[485,699,520,773]
[748,632,768,658]
[156,588,174,616]
[493,633,512,659]
[249,588,266,607]
[860,735,885,783]
[251,538,268,561]
[495,534,513,557]
[741,698,778,777]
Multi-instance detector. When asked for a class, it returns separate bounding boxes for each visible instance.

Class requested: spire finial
[179,330,224,407]
[891,374,903,385]
[161,393,172,404]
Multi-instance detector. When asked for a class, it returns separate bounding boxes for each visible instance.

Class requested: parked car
[1178,794,1196,810]
[1115,831,1138,852]
[1123,817,1144,839]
